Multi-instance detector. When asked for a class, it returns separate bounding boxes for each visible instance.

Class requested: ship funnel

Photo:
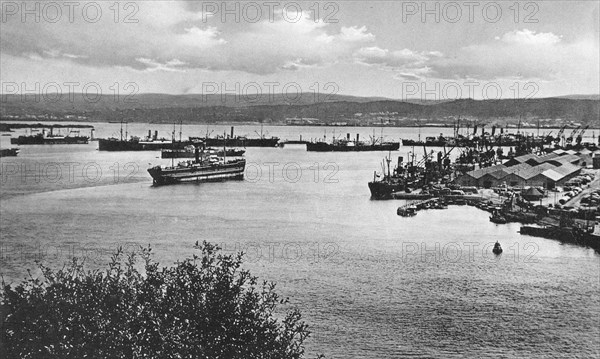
[347,133,350,140]
[491,126,496,136]
[398,156,403,166]
[230,126,234,138]
[154,130,158,140]
[195,146,200,162]
[356,134,360,142]
[473,125,478,135]
[148,130,152,139]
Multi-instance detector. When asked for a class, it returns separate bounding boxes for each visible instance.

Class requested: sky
[1,0,599,101]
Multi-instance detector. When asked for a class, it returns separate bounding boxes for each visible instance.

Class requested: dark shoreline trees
[1,242,318,358]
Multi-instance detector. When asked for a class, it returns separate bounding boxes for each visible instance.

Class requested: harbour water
[1,124,599,358]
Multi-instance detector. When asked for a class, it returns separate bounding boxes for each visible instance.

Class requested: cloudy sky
[1,1,598,100]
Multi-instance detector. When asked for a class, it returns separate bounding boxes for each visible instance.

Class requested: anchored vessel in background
[11,128,89,145]
[191,126,279,148]
[148,147,246,185]
[99,128,194,151]
[307,133,400,152]
[161,145,245,159]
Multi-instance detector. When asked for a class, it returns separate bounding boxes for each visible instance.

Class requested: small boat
[397,206,417,217]
[0,148,19,157]
[489,210,507,224]
[434,202,448,209]
[492,241,503,255]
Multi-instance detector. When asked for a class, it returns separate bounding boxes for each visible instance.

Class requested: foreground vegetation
[1,242,317,358]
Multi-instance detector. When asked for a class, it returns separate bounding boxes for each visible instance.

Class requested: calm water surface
[1,124,599,358]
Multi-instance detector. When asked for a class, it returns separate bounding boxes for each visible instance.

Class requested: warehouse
[454,150,584,189]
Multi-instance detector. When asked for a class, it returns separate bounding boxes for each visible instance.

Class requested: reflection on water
[1,124,599,358]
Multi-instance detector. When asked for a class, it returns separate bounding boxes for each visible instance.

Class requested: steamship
[307,133,400,152]
[148,147,246,185]
[99,130,194,151]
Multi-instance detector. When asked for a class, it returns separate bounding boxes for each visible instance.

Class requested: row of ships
[3,124,599,186]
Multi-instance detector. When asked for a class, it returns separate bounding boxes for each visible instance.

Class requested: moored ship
[99,130,195,151]
[148,147,246,185]
[161,145,245,159]
[190,126,279,148]
[307,133,399,152]
[11,128,89,145]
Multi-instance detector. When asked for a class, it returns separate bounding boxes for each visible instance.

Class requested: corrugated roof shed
[552,163,581,176]
[541,169,563,182]
[489,168,511,179]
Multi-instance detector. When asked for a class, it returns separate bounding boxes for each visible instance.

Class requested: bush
[1,242,317,359]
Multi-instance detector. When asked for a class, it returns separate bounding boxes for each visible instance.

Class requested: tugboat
[489,210,508,224]
[147,147,246,185]
[0,148,19,157]
[492,241,503,255]
[397,206,417,217]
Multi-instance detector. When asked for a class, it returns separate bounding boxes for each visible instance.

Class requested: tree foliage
[1,242,315,358]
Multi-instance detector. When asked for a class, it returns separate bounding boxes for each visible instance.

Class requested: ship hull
[161,149,245,158]
[202,138,279,147]
[99,139,192,151]
[148,160,246,185]
[307,142,400,152]
[0,148,19,157]
[368,181,405,199]
[11,136,88,145]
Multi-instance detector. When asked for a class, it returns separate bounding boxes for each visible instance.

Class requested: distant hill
[553,94,600,101]
[1,94,598,127]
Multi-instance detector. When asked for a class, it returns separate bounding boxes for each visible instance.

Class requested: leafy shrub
[1,241,317,358]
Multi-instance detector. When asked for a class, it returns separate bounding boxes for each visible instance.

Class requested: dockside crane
[565,126,581,145]
[554,125,567,145]
[576,125,589,145]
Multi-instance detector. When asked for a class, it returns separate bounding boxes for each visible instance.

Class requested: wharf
[393,193,486,202]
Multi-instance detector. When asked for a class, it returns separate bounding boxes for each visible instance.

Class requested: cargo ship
[307,133,399,152]
[190,126,279,148]
[148,147,246,185]
[99,130,195,151]
[402,123,553,149]
[369,148,455,199]
[11,128,89,145]
[0,148,19,157]
[161,145,245,158]
[368,156,407,199]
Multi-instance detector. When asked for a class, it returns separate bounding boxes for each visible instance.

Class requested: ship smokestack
[148,130,152,139]
[195,146,199,162]
[154,130,158,140]
[230,126,234,138]
[473,125,478,135]
[398,156,403,166]
[347,133,350,141]
[491,126,496,136]
[356,134,360,143]
[481,126,485,136]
